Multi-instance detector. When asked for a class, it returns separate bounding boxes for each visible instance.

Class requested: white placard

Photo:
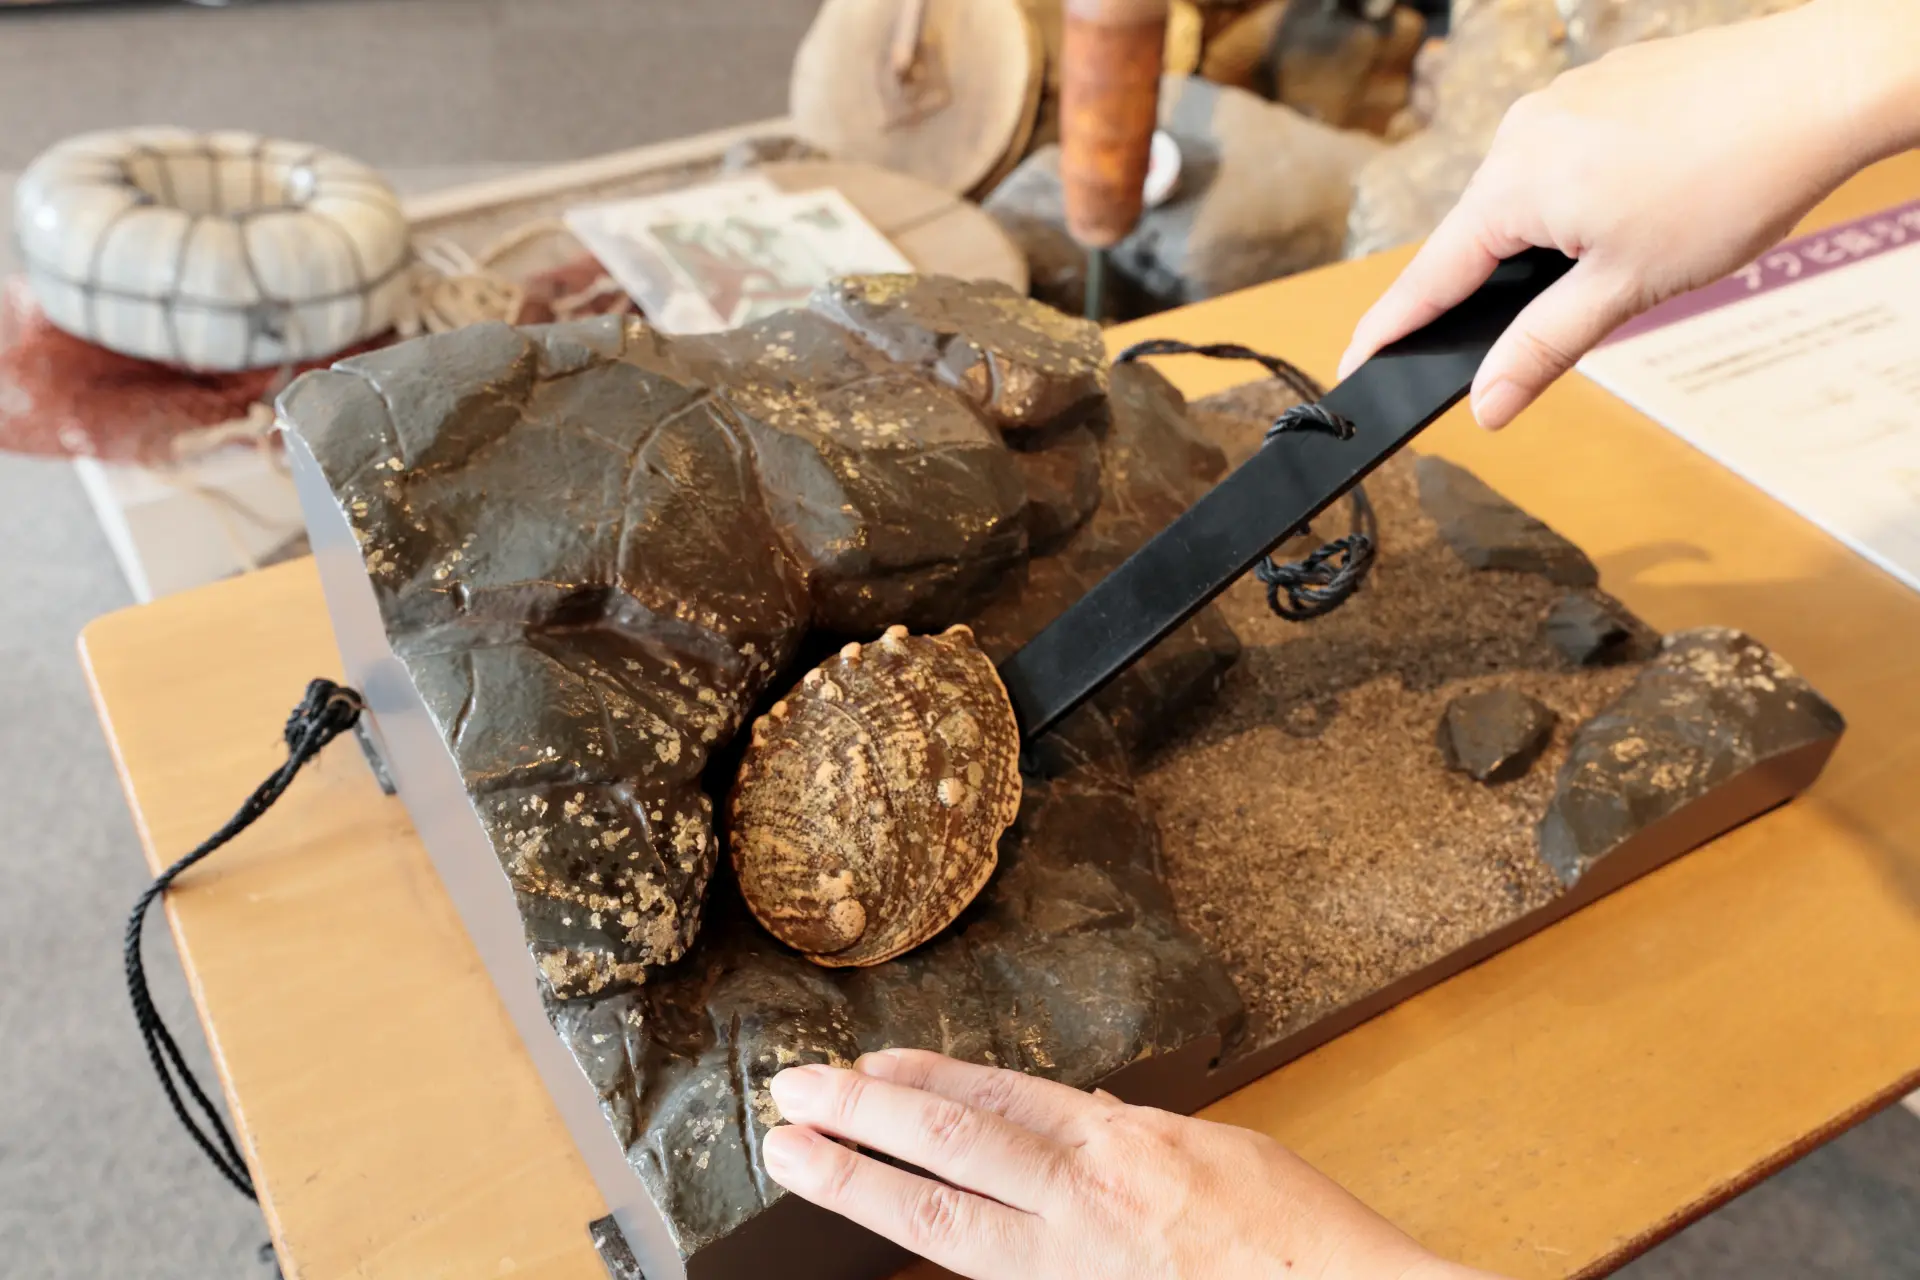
[1578,199,1920,593]
[565,180,911,334]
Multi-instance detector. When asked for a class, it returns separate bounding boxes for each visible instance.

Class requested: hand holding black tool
[998,246,1577,742]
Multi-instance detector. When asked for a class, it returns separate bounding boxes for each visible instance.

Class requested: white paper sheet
[1578,198,1920,594]
[564,179,912,334]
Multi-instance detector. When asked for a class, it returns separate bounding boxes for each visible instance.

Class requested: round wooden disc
[967,4,1048,200]
[1022,0,1065,92]
[790,0,1042,196]
[760,160,1029,295]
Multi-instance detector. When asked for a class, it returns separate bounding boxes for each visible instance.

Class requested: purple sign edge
[1595,196,1920,349]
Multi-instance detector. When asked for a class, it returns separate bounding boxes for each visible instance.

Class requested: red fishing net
[517,254,637,326]
[0,277,383,465]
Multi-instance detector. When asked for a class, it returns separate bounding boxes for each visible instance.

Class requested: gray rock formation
[1127,76,1383,307]
[278,281,1130,998]
[1346,0,1566,257]
[1413,453,1598,586]
[980,147,1090,318]
[283,320,810,999]
[985,76,1381,316]
[1436,687,1557,782]
[1350,0,1808,255]
[1539,628,1845,886]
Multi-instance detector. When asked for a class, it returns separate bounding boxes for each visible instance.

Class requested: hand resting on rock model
[764,1049,1501,1280]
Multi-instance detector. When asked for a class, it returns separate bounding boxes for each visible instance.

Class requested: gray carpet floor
[0,2,1913,1277]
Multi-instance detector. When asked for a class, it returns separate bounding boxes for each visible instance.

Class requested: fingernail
[769,1064,830,1116]
[854,1050,900,1079]
[761,1124,818,1181]
[1336,346,1361,380]
[1472,379,1525,430]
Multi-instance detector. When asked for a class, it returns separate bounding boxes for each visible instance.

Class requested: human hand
[762,1049,1496,1280]
[1338,0,1920,429]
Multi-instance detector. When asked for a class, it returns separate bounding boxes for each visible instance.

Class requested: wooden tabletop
[82,152,1920,1280]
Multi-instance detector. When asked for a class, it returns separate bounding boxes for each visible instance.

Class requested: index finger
[762,1124,1039,1280]
[1337,184,1525,380]
[771,1064,1067,1212]
[856,1048,1118,1144]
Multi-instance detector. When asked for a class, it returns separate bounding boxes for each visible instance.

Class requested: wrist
[1798,0,1920,168]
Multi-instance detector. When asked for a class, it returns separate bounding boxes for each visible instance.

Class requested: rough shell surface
[729,624,1022,967]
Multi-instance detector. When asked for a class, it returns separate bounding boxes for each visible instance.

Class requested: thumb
[1469,261,1638,430]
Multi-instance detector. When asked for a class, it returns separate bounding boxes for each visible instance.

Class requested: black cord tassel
[1113,339,1378,621]
[1113,338,1325,406]
[124,678,363,1201]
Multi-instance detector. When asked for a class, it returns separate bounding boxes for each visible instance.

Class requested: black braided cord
[1112,338,1325,405]
[1112,339,1377,622]
[124,678,364,1201]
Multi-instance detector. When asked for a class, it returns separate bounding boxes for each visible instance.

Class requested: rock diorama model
[278,274,1842,1280]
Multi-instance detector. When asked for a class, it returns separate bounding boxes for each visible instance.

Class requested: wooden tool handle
[1059,0,1171,249]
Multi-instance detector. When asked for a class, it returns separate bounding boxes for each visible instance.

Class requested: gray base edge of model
[288,434,689,1280]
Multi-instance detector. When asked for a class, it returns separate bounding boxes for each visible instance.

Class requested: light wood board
[81,151,1920,1280]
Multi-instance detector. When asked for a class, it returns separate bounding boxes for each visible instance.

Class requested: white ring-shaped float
[13,127,411,371]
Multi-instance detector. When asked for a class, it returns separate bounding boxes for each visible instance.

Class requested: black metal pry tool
[998,246,1576,743]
